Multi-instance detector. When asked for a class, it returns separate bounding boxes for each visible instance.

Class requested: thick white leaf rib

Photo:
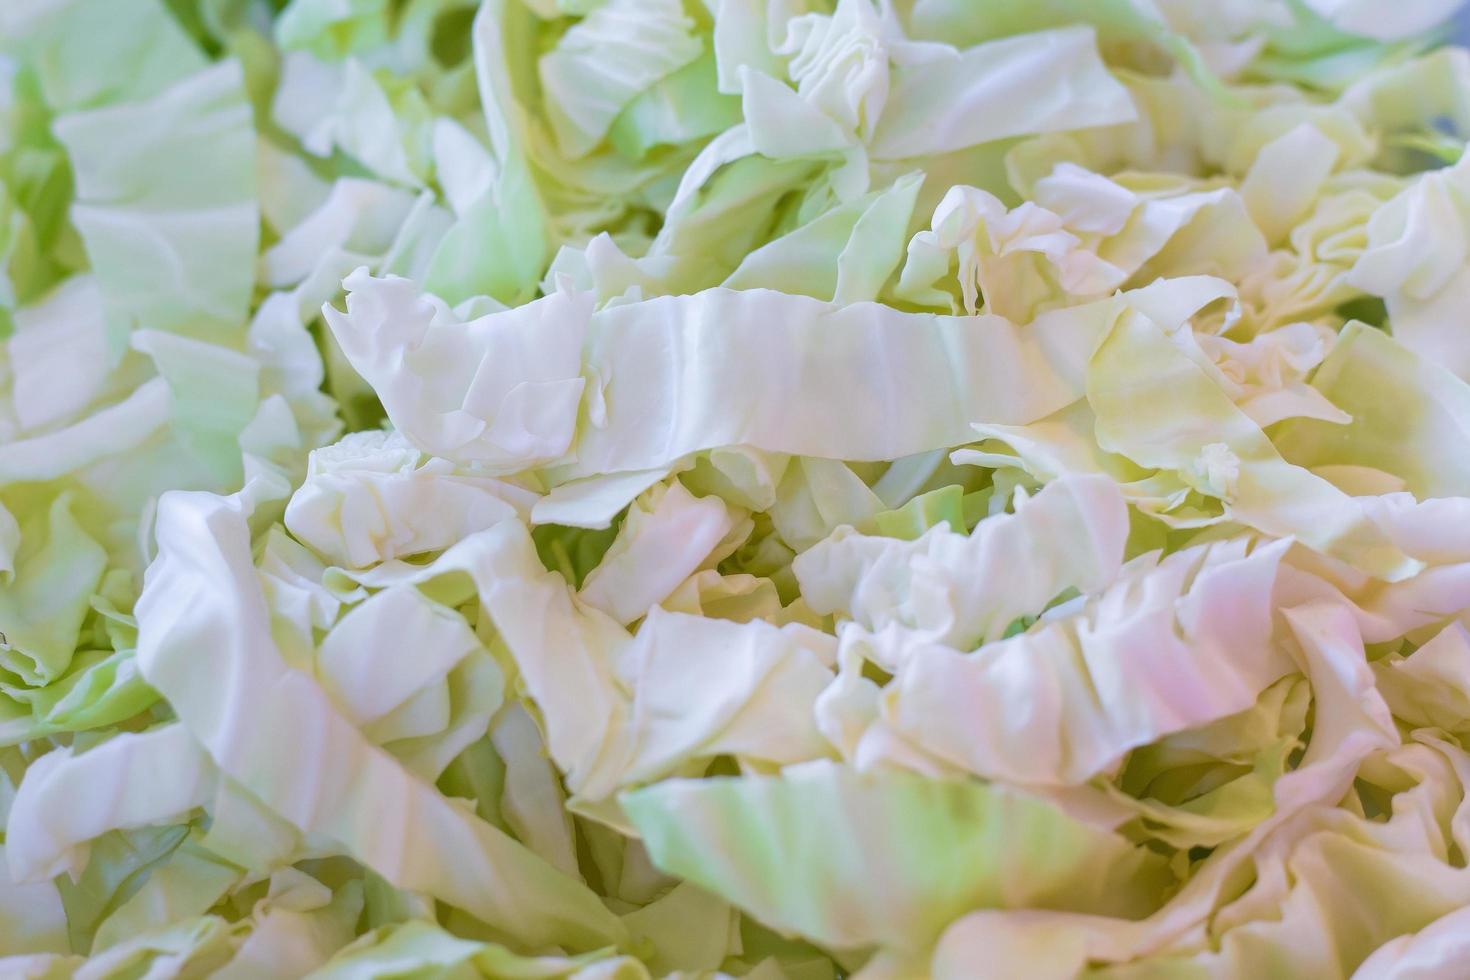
[563,287,1115,477]
[328,273,1119,481]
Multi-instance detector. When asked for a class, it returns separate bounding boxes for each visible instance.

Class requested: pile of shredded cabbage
[8,0,1470,977]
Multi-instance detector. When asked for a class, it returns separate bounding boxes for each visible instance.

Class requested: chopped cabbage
[6,1,1470,977]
